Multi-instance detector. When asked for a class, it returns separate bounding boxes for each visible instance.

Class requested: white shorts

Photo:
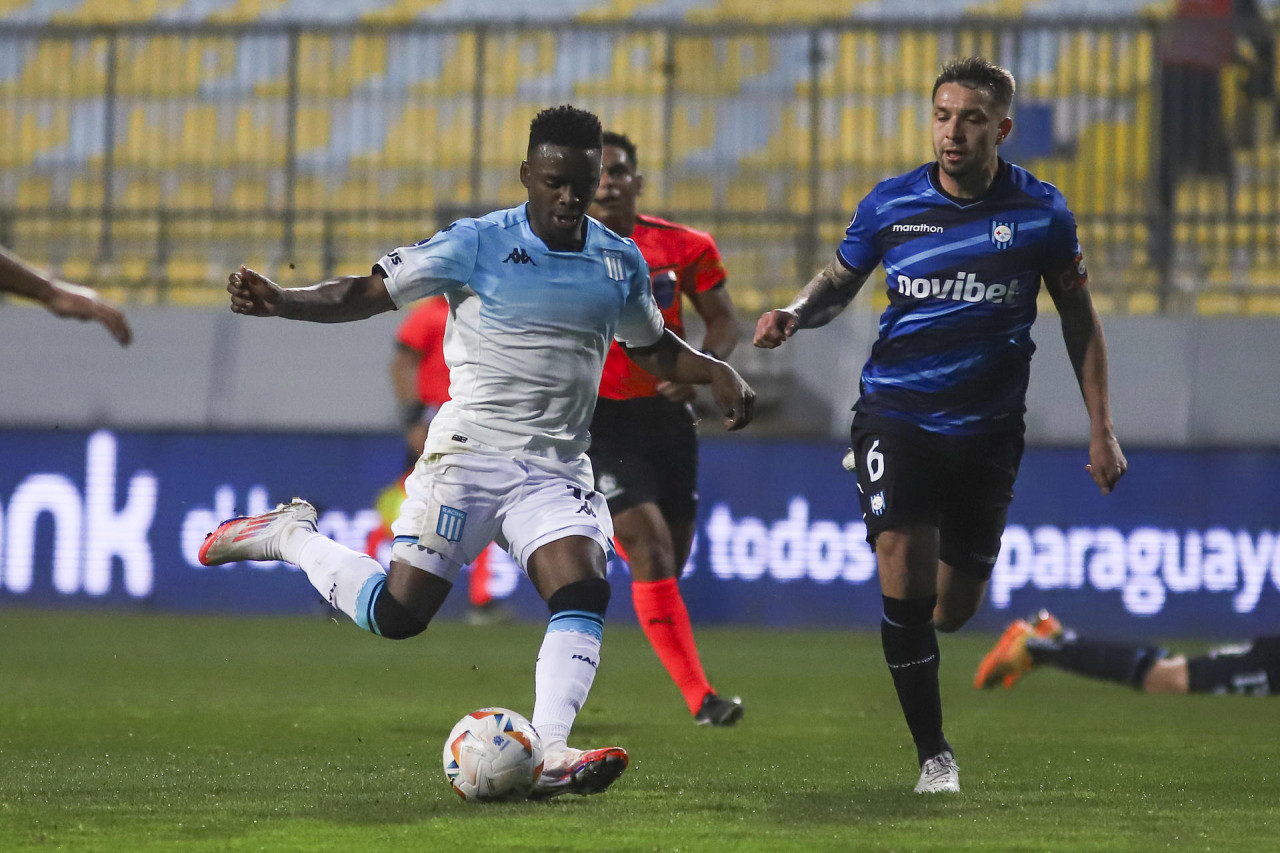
[389,448,614,583]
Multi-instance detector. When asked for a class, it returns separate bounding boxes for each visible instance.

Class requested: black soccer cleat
[694,693,744,727]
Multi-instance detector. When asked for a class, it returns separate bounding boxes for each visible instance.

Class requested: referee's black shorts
[849,421,1024,580]
[588,395,699,524]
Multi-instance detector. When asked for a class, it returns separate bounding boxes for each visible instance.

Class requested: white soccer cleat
[914,751,960,794]
[528,746,629,800]
[198,499,318,565]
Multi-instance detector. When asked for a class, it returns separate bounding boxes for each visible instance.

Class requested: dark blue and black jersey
[839,159,1084,437]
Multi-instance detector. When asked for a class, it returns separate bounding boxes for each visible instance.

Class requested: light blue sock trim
[355,574,386,636]
[547,609,604,641]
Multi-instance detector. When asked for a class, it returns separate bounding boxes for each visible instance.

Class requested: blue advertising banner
[0,429,1275,639]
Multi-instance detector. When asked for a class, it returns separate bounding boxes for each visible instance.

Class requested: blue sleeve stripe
[875,192,930,215]
[547,609,605,640]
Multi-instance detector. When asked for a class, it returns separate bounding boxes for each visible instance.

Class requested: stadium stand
[0,1,1275,311]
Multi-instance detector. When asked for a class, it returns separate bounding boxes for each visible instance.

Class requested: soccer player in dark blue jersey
[754,56,1128,794]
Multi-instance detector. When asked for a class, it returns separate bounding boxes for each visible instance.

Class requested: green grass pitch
[0,609,1276,852]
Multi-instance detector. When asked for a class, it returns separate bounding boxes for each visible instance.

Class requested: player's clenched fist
[707,362,755,432]
[227,265,284,317]
[753,308,799,349]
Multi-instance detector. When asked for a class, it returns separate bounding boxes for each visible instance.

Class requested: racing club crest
[602,249,626,281]
[989,220,1016,250]
[870,491,886,516]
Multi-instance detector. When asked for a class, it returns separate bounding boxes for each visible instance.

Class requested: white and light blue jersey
[838,160,1084,436]
[377,205,664,460]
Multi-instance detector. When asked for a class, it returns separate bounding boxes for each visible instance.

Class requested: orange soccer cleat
[973,610,1064,690]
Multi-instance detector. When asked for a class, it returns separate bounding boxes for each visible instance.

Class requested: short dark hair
[528,105,603,154]
[932,57,1016,116]
[601,130,638,171]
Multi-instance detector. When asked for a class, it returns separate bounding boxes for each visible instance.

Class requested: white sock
[290,530,385,623]
[531,611,604,756]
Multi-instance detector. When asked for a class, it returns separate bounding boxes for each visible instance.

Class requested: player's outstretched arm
[1045,264,1127,494]
[228,265,395,323]
[624,330,755,431]
[0,246,133,346]
[753,257,869,349]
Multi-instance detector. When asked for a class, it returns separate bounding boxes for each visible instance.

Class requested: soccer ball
[442,707,544,802]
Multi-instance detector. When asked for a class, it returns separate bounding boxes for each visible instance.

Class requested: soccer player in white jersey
[198,105,755,800]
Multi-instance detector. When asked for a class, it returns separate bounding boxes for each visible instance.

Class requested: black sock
[371,581,430,639]
[546,577,611,617]
[881,595,950,765]
[1029,634,1164,689]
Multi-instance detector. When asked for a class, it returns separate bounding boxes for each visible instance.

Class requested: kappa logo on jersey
[503,247,536,265]
[894,271,1023,304]
[602,249,626,281]
[564,484,599,517]
[436,505,467,542]
[651,269,678,308]
[990,220,1017,250]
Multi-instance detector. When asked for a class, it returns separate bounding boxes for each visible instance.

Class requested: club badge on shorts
[990,220,1017,250]
[870,491,886,516]
[436,505,467,543]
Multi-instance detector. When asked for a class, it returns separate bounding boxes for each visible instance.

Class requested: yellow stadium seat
[480,32,560,96]
[665,178,716,211]
[51,0,187,24]
[725,176,769,213]
[208,0,290,23]
[116,35,232,96]
[67,176,104,208]
[0,39,109,98]
[573,32,668,98]
[17,176,52,207]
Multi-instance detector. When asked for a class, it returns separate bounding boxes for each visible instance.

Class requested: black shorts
[1187,635,1280,696]
[849,423,1024,580]
[587,396,699,524]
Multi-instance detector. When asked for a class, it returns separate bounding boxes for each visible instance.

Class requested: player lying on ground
[198,105,754,801]
[977,611,1280,696]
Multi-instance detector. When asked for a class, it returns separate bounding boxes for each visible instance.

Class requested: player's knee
[547,576,612,618]
[371,583,430,640]
[933,604,976,633]
[1143,657,1189,694]
[623,536,678,581]
[933,615,965,633]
